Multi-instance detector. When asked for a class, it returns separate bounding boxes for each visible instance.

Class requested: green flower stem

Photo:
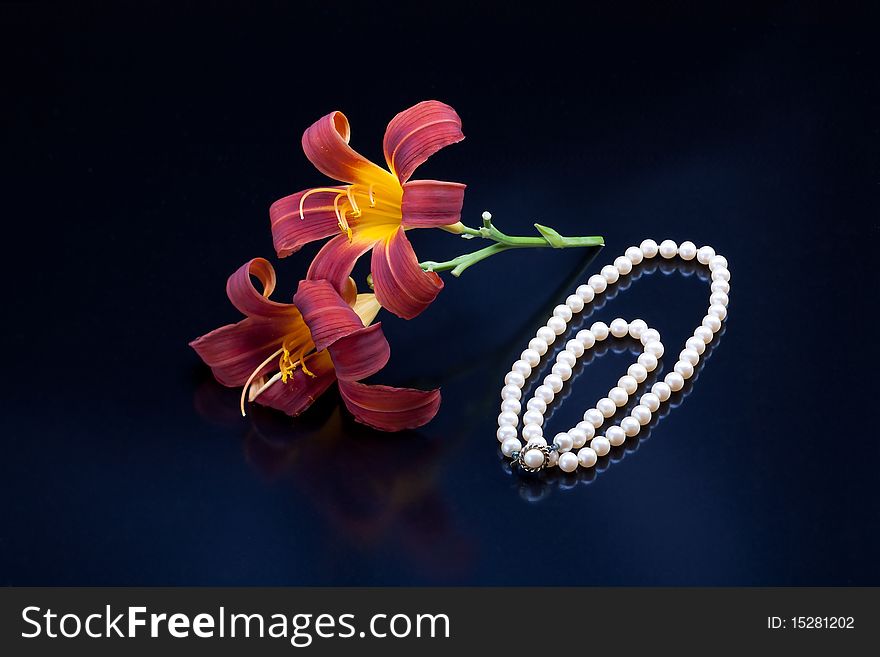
[422,213,604,277]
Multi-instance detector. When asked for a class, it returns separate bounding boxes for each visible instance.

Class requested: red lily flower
[189,258,441,431]
[269,100,466,320]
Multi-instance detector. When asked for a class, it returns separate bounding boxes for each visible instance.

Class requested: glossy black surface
[2,3,877,585]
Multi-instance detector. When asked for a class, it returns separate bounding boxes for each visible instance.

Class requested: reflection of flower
[189,258,440,430]
[269,100,466,319]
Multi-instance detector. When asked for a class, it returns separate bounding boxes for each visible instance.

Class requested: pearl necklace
[497,239,730,474]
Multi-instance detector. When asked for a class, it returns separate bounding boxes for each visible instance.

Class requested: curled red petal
[189,316,297,387]
[226,258,294,319]
[371,228,444,319]
[400,180,466,228]
[328,323,390,381]
[293,279,366,351]
[252,350,337,417]
[302,110,394,185]
[338,380,441,431]
[270,187,347,258]
[383,100,464,183]
[306,232,374,299]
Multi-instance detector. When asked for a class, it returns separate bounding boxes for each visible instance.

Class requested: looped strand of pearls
[497,239,730,473]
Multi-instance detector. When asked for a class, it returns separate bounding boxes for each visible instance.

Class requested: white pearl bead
[547,450,559,467]
[614,255,633,275]
[528,337,549,356]
[504,371,525,388]
[498,411,519,427]
[679,348,700,366]
[544,374,564,393]
[696,245,715,265]
[674,360,694,379]
[625,246,644,264]
[621,416,641,437]
[501,398,521,414]
[665,371,685,392]
[521,348,541,367]
[576,422,595,440]
[583,409,604,428]
[565,339,585,358]
[644,340,665,358]
[618,375,638,394]
[709,292,729,308]
[501,437,521,456]
[547,316,567,335]
[640,392,661,412]
[678,240,697,260]
[558,451,578,472]
[711,268,730,282]
[522,423,543,441]
[709,255,728,271]
[576,329,596,349]
[588,274,607,293]
[601,264,620,284]
[710,280,730,295]
[553,304,573,322]
[591,436,611,457]
[659,239,678,259]
[501,384,522,400]
[565,294,585,313]
[685,336,706,355]
[527,436,548,447]
[640,239,659,258]
[577,446,598,468]
[590,322,609,340]
[526,398,546,414]
[569,427,588,448]
[512,359,532,377]
[522,410,543,427]
[597,398,617,418]
[702,314,721,333]
[522,447,546,469]
[627,363,648,383]
[708,303,728,321]
[694,325,714,344]
[556,351,576,368]
[628,319,648,340]
[609,318,629,338]
[651,381,671,401]
[553,432,574,452]
[536,326,556,344]
[640,328,660,345]
[606,425,626,447]
[609,387,628,407]
[551,362,572,381]
[631,404,652,425]
[534,385,554,404]
[638,352,658,371]
[497,425,517,442]
[576,284,595,303]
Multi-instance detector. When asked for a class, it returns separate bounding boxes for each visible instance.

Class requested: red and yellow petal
[252,350,337,417]
[189,315,299,387]
[400,180,466,228]
[306,232,375,299]
[293,278,368,351]
[338,380,441,431]
[302,110,397,186]
[383,100,465,183]
[371,228,444,319]
[226,258,296,320]
[270,187,347,258]
[327,323,390,381]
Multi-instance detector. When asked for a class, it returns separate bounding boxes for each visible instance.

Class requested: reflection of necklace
[497,239,730,474]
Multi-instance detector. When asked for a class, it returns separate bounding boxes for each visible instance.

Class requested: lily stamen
[239,346,285,416]
[346,186,361,217]
[333,193,354,242]
[299,186,347,221]
[368,183,376,207]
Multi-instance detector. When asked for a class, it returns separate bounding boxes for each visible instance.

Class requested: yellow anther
[346,187,361,217]
[298,348,317,378]
[368,184,376,207]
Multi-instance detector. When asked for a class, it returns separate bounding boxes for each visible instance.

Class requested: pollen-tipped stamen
[298,186,347,221]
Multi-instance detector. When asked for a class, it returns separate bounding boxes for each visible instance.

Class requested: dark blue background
[2,2,877,585]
